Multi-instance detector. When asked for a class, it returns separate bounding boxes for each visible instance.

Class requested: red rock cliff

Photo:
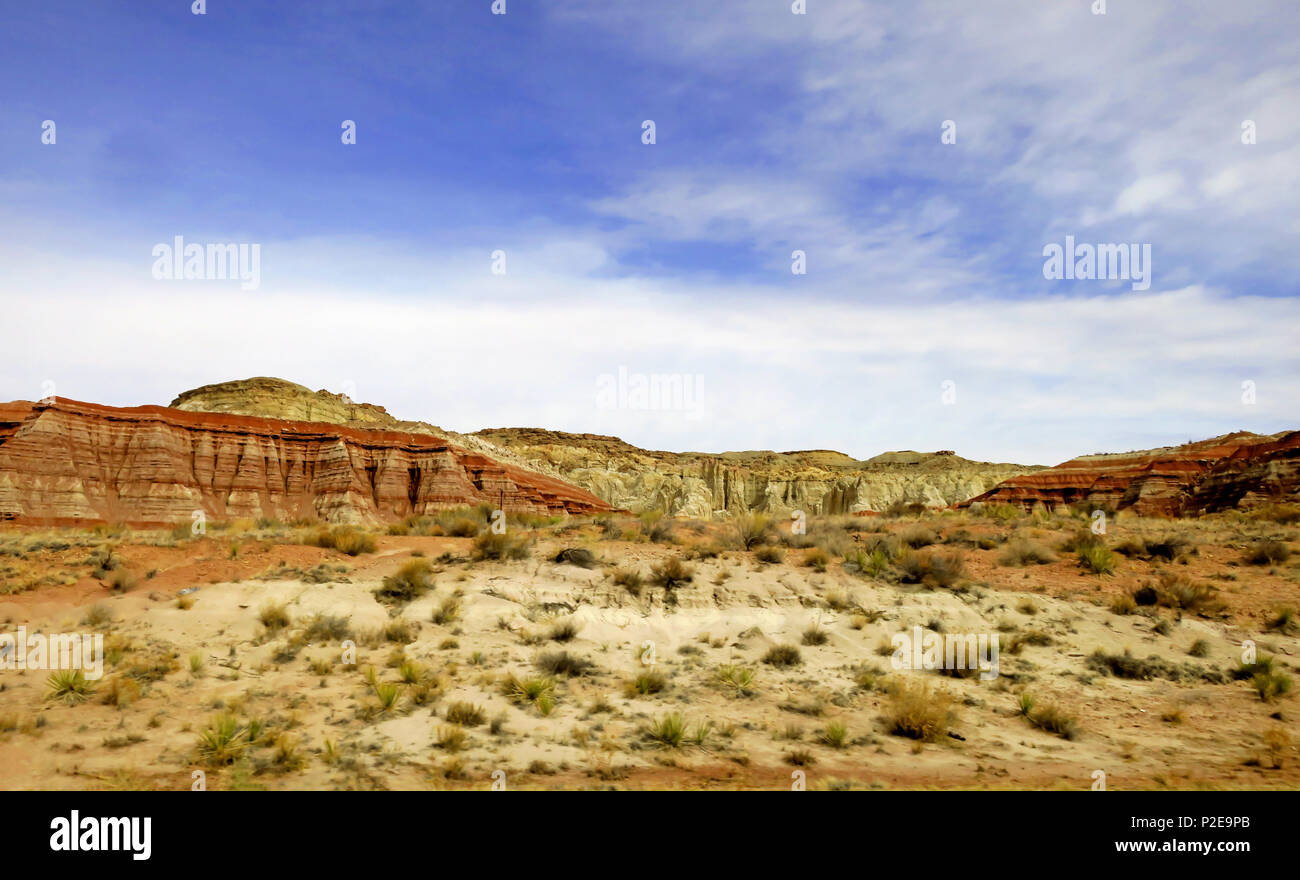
[0,398,613,526]
[964,430,1300,516]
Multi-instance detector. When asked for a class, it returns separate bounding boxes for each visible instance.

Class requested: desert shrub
[554,547,597,568]
[819,720,849,748]
[431,597,461,626]
[849,546,893,578]
[383,619,416,643]
[900,526,937,549]
[886,501,927,518]
[803,547,830,571]
[1233,656,1277,681]
[898,549,966,588]
[1114,537,1148,558]
[1077,543,1117,575]
[1187,639,1211,658]
[982,503,1022,522]
[733,513,772,550]
[998,539,1056,567]
[762,644,802,667]
[87,546,122,575]
[375,558,433,604]
[755,545,784,564]
[259,601,291,632]
[306,526,376,556]
[885,679,953,742]
[691,541,724,560]
[625,670,668,696]
[108,570,137,593]
[1243,540,1291,566]
[801,624,828,646]
[649,557,694,590]
[1250,504,1300,525]
[1005,630,1053,654]
[1019,694,1080,740]
[434,725,468,751]
[1132,585,1159,605]
[82,603,113,627]
[1266,607,1297,634]
[637,510,675,544]
[1109,593,1137,615]
[398,660,424,683]
[100,675,140,708]
[472,532,530,561]
[445,701,486,726]
[301,613,353,643]
[1252,671,1293,703]
[547,619,580,643]
[445,517,480,538]
[1086,649,1203,682]
[612,567,644,597]
[535,650,594,677]
[1058,530,1106,554]
[1145,535,1190,561]
[1155,573,1216,612]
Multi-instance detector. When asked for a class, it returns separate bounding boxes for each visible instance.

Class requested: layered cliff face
[169,379,1042,517]
[0,398,612,526]
[965,431,1300,516]
[170,378,563,480]
[470,428,1040,517]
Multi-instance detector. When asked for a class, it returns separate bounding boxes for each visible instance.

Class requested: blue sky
[1,0,1297,464]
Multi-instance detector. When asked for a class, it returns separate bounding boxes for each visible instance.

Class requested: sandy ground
[0,509,1296,790]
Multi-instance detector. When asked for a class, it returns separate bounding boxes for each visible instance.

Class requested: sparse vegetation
[649,556,694,591]
[375,558,434,604]
[885,679,953,742]
[1243,540,1291,566]
[762,644,802,667]
[306,526,376,556]
[1077,543,1117,575]
[472,531,530,561]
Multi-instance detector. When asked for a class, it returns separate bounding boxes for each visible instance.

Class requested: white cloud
[1114,172,1186,215]
[3,244,1295,466]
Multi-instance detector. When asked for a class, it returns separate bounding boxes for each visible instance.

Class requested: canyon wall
[964,430,1300,516]
[0,398,612,526]
[471,429,1039,518]
[169,378,1042,517]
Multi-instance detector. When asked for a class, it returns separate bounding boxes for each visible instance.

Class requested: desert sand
[1,506,1295,790]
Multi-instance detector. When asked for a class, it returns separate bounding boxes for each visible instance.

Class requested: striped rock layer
[0,398,612,526]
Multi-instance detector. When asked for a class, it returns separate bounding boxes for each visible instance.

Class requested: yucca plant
[374,682,403,712]
[819,720,848,748]
[398,660,425,684]
[197,713,248,766]
[1077,543,1117,575]
[716,664,756,696]
[46,669,95,704]
[646,712,687,748]
[502,674,556,709]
